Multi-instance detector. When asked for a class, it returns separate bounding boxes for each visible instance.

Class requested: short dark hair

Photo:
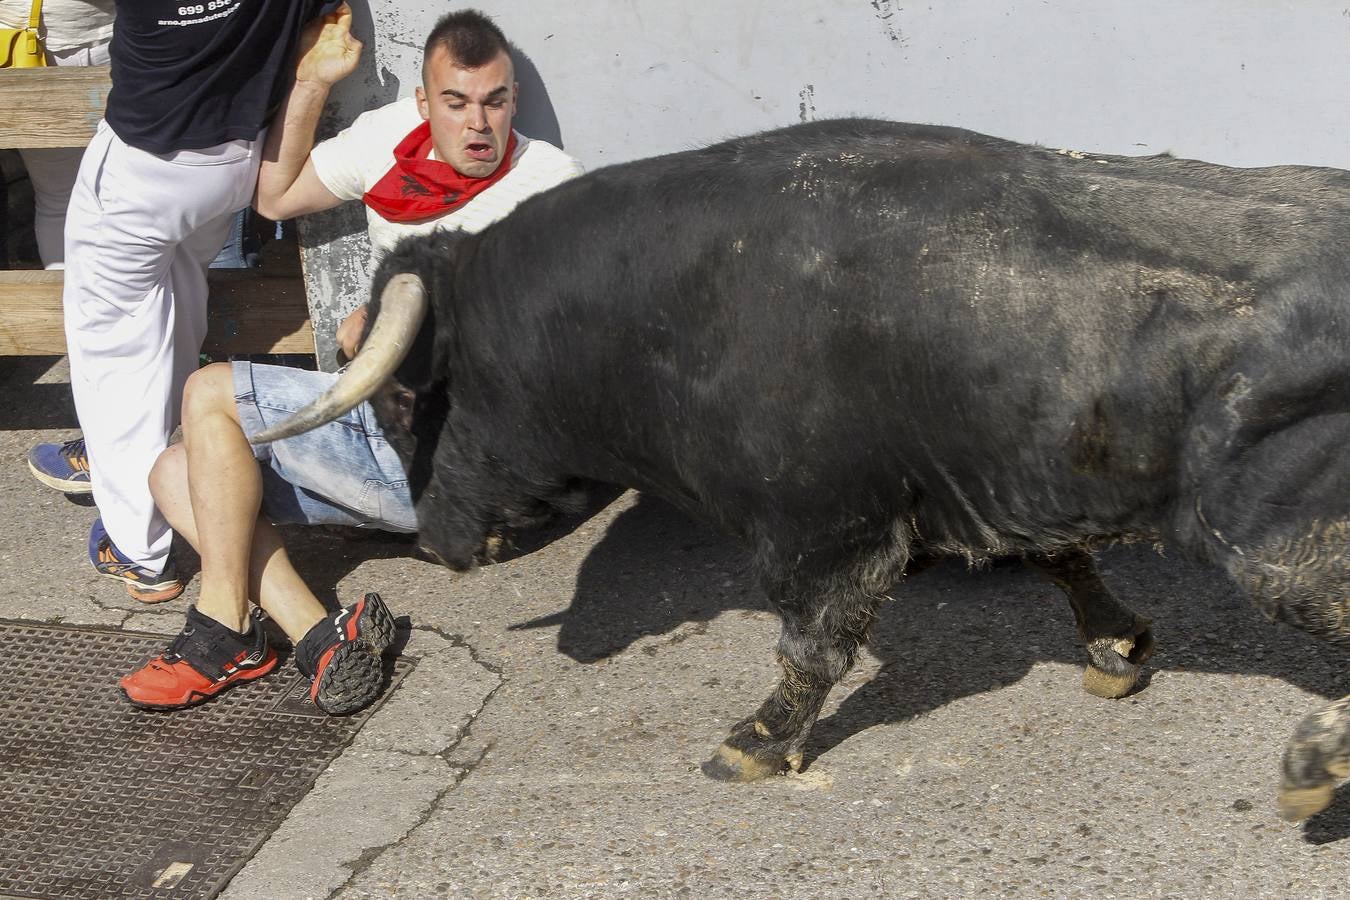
[423,9,510,68]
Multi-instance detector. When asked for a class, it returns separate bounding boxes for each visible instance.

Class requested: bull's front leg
[702,575,880,782]
[1025,548,1154,699]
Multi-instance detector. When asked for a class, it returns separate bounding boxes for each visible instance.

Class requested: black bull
[258,119,1349,820]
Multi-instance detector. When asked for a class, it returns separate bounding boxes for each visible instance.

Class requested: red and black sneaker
[294,593,397,715]
[120,606,278,709]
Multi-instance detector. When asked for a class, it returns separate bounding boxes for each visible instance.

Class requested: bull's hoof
[1278,783,1336,822]
[1081,664,1139,699]
[701,743,786,782]
[1081,618,1154,699]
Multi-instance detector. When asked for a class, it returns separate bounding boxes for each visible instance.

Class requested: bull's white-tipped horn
[250,273,427,445]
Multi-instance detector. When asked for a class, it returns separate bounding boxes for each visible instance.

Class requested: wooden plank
[0,67,319,356]
[0,271,66,354]
[0,67,110,148]
[201,271,316,357]
[0,269,314,356]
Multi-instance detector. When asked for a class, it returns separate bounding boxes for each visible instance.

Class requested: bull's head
[249,271,429,445]
[251,234,488,570]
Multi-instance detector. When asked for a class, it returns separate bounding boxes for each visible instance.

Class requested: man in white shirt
[119,6,583,715]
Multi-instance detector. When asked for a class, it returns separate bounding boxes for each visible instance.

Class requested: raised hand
[296,2,363,88]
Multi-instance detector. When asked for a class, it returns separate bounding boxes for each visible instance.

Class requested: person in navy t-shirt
[30,2,336,606]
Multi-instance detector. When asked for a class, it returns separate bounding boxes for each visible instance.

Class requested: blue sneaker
[88,518,184,604]
[27,438,93,494]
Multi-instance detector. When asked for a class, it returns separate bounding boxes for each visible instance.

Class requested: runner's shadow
[227,526,425,612]
[512,48,565,149]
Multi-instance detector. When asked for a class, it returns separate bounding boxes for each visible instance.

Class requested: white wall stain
[798,84,816,122]
[869,0,908,45]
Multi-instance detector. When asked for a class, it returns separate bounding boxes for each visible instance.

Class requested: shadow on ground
[505,493,1350,836]
[283,491,1347,830]
[0,357,78,431]
[517,496,1345,694]
[1304,785,1350,844]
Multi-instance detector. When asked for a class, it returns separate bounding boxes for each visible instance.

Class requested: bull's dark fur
[366,119,1349,813]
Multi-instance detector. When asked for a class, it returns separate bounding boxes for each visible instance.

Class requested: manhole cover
[0,619,412,899]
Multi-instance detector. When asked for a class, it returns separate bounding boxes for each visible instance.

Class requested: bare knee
[182,362,240,427]
[149,443,191,531]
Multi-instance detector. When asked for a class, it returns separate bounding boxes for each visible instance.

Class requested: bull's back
[463,119,1350,552]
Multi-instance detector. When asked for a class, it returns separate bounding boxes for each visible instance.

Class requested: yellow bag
[0,0,46,68]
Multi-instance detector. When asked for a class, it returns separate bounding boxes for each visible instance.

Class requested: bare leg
[151,363,326,642]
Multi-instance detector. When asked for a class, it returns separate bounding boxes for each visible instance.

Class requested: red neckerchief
[362,123,518,223]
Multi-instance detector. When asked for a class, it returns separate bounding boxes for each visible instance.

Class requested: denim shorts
[233,361,416,532]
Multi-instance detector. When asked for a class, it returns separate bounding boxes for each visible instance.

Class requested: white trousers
[63,121,262,573]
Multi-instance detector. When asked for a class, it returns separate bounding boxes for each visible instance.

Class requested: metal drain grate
[0,620,412,899]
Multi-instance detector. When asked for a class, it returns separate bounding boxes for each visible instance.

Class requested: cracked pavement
[5,356,1350,898]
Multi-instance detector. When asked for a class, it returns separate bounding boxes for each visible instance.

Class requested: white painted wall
[302,0,1350,364]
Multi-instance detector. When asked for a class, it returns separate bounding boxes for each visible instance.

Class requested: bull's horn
[250,273,427,445]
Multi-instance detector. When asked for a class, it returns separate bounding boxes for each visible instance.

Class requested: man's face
[416,46,518,178]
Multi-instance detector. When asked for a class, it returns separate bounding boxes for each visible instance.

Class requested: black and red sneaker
[294,593,397,715]
[120,606,278,709]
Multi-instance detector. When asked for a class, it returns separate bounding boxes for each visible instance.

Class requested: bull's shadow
[509,493,763,661]
[523,496,1347,693]
[512,492,1350,838]
[270,486,625,613]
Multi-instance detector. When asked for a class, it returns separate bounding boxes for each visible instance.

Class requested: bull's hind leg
[702,568,882,782]
[1185,365,1350,818]
[1199,514,1350,820]
[1269,567,1350,821]
[1025,549,1154,699]
[1216,520,1350,821]
[1281,696,1350,821]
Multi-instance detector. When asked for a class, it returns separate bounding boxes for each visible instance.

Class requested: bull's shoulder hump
[710,118,1023,162]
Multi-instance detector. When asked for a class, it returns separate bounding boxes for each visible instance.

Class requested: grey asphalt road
[3,355,1348,899]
